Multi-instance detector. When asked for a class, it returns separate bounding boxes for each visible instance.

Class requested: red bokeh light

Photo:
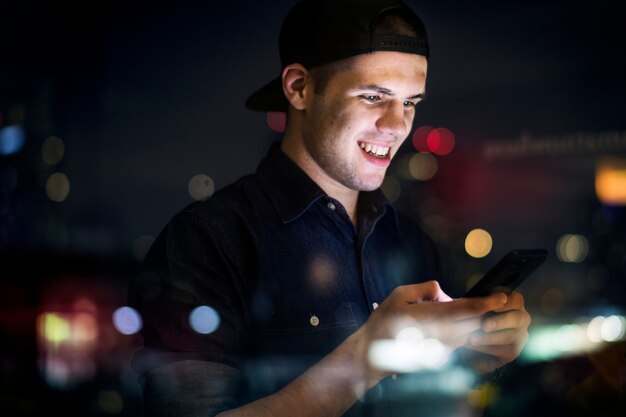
[412,125,434,153]
[266,112,286,133]
[427,127,455,155]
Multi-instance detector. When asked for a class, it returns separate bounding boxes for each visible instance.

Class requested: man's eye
[361,95,381,103]
[403,100,418,108]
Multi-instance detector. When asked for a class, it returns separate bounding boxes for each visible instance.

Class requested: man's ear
[282,63,311,111]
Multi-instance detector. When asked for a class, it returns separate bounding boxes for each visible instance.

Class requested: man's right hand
[357,281,508,379]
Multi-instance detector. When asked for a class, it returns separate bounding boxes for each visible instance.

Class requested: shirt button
[372,302,379,310]
[370,205,378,214]
[327,202,336,211]
[310,315,320,327]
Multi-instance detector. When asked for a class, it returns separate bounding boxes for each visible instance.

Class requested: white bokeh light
[189,305,221,334]
[112,306,143,335]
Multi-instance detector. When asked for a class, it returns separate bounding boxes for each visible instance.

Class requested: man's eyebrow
[354,85,426,100]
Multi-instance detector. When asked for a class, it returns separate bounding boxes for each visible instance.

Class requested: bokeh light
[595,157,626,205]
[555,324,584,351]
[42,136,65,165]
[40,313,71,343]
[465,229,493,258]
[266,111,286,133]
[381,176,401,203]
[556,234,589,263]
[411,126,456,155]
[187,174,215,201]
[112,306,143,335]
[189,305,220,334]
[426,128,456,156]
[368,336,451,373]
[97,390,124,414]
[408,153,438,181]
[73,313,98,343]
[586,316,605,343]
[412,125,434,153]
[0,124,26,155]
[46,172,70,202]
[601,315,626,342]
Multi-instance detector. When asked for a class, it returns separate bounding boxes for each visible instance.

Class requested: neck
[280,130,359,225]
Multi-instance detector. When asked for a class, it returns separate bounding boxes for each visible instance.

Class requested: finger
[482,309,531,333]
[437,293,508,320]
[493,291,525,313]
[469,328,529,349]
[393,281,453,304]
[421,316,483,342]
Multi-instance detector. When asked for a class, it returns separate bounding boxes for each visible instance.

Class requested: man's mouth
[358,141,390,158]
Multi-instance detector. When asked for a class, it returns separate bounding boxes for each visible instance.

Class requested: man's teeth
[359,142,390,157]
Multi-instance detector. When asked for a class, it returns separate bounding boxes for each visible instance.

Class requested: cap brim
[245,77,288,112]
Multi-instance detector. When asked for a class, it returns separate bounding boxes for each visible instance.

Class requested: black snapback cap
[245,0,430,112]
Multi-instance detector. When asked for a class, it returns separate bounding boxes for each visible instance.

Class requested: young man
[129,1,531,416]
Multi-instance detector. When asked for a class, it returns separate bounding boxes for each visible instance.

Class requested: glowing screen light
[595,157,626,205]
[556,234,589,263]
[465,229,493,258]
[0,125,26,155]
[189,305,220,334]
[112,306,143,335]
[267,112,286,133]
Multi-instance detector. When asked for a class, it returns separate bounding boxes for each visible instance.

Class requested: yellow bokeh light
[465,229,493,258]
[381,176,401,203]
[595,157,626,205]
[46,172,70,202]
[408,153,438,181]
[42,136,65,165]
[556,234,589,263]
[40,313,71,343]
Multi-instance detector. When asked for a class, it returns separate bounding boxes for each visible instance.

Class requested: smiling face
[291,51,428,196]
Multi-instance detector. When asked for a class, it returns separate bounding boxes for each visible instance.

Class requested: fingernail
[501,294,508,304]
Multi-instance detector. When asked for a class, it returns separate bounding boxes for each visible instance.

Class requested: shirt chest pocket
[259,299,359,356]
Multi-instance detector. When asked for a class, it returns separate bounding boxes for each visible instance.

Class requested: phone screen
[464,249,548,298]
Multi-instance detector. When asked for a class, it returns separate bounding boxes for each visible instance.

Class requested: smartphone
[463,249,548,297]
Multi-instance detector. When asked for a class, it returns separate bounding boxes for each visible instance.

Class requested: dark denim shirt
[129,142,442,416]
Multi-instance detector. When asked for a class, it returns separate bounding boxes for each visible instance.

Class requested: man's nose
[375,101,408,137]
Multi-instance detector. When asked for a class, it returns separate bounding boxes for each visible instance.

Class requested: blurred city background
[1,0,624,416]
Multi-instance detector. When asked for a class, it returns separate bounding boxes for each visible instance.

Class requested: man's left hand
[460,291,531,374]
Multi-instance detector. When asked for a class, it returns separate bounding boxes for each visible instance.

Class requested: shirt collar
[257,141,399,232]
[256,142,326,223]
